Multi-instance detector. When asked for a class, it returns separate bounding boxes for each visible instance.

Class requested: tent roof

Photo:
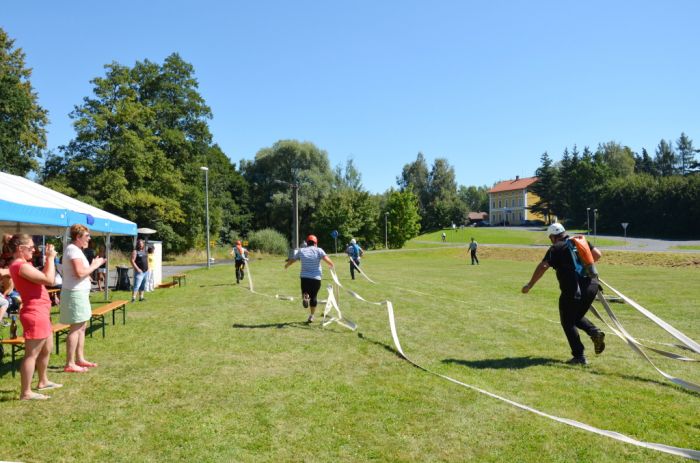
[0,172,137,236]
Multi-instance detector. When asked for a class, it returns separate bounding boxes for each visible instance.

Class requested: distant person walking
[441,232,447,242]
[345,238,364,280]
[521,223,606,365]
[468,237,479,265]
[285,234,334,323]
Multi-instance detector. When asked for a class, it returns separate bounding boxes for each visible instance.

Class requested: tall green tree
[457,185,489,213]
[676,132,696,175]
[596,141,635,177]
[654,139,677,176]
[384,189,421,248]
[41,53,246,253]
[397,152,430,222]
[241,140,334,246]
[0,28,48,175]
[529,152,557,223]
[634,148,657,175]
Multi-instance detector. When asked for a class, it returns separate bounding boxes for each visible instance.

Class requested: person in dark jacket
[521,223,606,365]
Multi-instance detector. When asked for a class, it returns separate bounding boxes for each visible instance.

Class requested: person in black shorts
[521,223,606,365]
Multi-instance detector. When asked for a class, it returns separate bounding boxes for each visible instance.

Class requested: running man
[521,223,606,365]
[231,240,248,284]
[346,238,364,280]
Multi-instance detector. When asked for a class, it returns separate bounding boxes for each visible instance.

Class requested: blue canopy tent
[0,171,137,298]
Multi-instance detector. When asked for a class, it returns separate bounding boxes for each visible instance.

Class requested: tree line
[530,138,699,238]
[2,28,697,250]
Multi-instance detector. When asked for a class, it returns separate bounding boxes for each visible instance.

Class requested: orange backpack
[567,235,598,278]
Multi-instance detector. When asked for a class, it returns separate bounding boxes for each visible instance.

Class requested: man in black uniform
[521,223,606,365]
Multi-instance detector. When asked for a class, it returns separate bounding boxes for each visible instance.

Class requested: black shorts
[300,278,322,307]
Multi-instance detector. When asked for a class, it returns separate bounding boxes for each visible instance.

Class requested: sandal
[77,361,98,368]
[21,392,50,400]
[37,382,63,391]
[63,365,89,373]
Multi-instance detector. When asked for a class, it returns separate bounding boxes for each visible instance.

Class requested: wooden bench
[89,300,128,338]
[157,281,178,289]
[0,323,70,377]
[171,274,187,287]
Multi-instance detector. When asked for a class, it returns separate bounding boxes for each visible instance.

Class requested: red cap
[306,234,318,244]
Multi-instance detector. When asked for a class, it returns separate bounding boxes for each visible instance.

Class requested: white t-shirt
[63,243,91,291]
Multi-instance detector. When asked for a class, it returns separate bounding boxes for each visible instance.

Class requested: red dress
[9,260,52,340]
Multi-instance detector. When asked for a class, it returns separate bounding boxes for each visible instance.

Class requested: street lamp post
[384,212,388,249]
[274,179,300,250]
[586,207,591,235]
[593,208,598,244]
[200,166,210,269]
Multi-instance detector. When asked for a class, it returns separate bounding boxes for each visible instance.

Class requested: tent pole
[105,234,111,301]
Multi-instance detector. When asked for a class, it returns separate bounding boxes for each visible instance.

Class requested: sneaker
[591,332,606,355]
[565,356,588,366]
[131,297,136,303]
[306,314,314,323]
[302,293,310,309]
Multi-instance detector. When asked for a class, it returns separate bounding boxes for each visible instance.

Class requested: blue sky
[4,1,699,193]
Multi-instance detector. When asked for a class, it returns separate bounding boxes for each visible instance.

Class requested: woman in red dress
[8,234,62,400]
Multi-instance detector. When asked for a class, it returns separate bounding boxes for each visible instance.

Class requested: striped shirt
[293,246,327,280]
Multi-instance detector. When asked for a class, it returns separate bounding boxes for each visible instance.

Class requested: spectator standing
[146,245,155,292]
[441,232,446,242]
[284,234,334,323]
[130,239,148,302]
[345,238,364,280]
[521,223,606,365]
[8,235,62,399]
[468,237,479,265]
[60,224,105,373]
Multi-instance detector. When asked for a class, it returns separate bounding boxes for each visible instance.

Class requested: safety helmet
[547,223,566,236]
[306,234,318,244]
[350,238,356,244]
[236,240,241,245]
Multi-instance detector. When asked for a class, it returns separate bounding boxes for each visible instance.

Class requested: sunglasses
[20,244,36,251]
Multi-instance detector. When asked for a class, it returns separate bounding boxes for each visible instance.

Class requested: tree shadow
[442,356,559,370]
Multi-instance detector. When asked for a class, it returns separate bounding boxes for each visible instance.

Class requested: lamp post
[586,207,591,235]
[274,179,300,250]
[593,208,598,244]
[200,166,210,269]
[384,212,389,249]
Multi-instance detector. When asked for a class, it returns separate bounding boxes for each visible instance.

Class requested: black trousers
[300,278,322,307]
[235,260,245,281]
[349,258,360,279]
[558,280,601,358]
[470,250,479,265]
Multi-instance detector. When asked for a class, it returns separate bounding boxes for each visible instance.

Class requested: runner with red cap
[284,234,334,323]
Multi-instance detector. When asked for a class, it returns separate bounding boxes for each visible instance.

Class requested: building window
[498,200,501,208]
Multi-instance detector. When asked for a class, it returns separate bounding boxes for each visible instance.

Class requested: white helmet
[547,223,566,236]
[350,238,356,244]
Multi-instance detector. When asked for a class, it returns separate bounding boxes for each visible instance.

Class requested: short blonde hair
[70,224,90,241]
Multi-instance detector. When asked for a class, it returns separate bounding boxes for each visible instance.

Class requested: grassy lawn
[1,247,698,462]
[672,245,700,251]
[416,228,624,247]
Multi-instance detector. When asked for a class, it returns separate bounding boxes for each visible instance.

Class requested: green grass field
[1,247,698,462]
[417,228,624,247]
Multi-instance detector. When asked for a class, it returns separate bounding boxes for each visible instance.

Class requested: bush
[247,228,289,255]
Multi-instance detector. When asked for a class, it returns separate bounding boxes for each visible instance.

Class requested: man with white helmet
[345,238,364,280]
[521,223,606,365]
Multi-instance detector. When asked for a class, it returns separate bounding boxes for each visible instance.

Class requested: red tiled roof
[488,176,538,193]
[467,212,488,220]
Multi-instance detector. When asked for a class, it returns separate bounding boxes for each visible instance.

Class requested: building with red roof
[487,176,546,225]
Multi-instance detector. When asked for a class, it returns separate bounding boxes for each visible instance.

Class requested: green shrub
[247,228,289,255]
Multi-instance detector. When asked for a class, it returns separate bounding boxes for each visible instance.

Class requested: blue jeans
[133,270,148,292]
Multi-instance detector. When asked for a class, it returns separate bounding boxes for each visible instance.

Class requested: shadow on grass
[200,284,235,288]
[355,331,404,359]
[442,356,558,369]
[232,322,310,330]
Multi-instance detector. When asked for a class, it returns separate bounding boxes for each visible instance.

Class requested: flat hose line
[240,262,700,460]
